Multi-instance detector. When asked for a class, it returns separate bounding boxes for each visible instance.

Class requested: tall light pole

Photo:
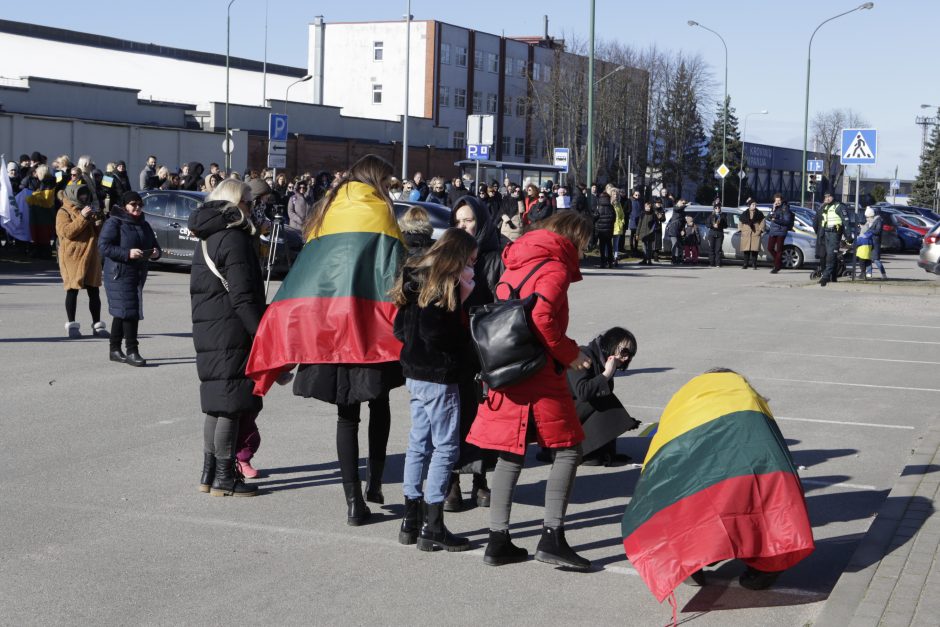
[285,75,312,115]
[225,0,236,174]
[739,109,769,207]
[586,0,595,188]
[801,2,874,206]
[262,0,269,106]
[688,20,727,205]
[402,1,412,181]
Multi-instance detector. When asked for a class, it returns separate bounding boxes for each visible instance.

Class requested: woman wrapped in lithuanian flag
[247,154,405,526]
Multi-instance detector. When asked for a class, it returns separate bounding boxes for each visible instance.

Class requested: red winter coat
[466,229,585,455]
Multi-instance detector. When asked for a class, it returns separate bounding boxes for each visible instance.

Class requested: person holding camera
[56,182,106,339]
[98,191,162,366]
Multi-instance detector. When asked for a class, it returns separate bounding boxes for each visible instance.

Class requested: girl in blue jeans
[391,228,478,552]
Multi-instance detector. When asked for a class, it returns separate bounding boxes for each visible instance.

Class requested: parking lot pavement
[1,252,937,626]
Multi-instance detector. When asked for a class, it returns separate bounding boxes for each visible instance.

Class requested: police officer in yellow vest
[816,192,848,286]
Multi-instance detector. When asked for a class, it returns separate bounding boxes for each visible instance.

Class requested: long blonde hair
[390,228,477,312]
[303,154,394,239]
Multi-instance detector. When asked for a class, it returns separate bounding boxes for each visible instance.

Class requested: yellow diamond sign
[716,163,730,178]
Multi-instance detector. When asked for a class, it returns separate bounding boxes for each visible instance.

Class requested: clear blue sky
[7,0,937,179]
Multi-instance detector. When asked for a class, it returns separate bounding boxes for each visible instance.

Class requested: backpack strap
[201,238,230,292]
[494,259,552,300]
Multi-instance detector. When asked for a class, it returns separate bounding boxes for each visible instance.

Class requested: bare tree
[812,108,868,196]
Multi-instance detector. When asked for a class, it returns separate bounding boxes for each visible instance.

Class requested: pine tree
[911,120,940,209]
[652,62,707,198]
[697,96,743,206]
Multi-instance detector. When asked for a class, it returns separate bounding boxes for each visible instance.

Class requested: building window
[486,93,497,114]
[515,58,526,77]
[515,137,525,156]
[453,131,465,149]
[455,46,467,67]
[454,88,467,109]
[372,84,382,104]
[472,91,482,113]
[487,52,499,73]
[439,86,450,107]
[474,50,484,71]
[373,41,383,61]
[503,96,513,116]
[440,43,451,65]
[505,57,513,76]
[543,65,551,82]
[501,136,512,155]
[516,98,526,117]
[532,62,541,81]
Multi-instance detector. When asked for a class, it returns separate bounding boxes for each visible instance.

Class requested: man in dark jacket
[706,201,728,267]
[628,189,644,254]
[593,193,616,268]
[817,192,848,286]
[139,155,157,190]
[766,193,795,273]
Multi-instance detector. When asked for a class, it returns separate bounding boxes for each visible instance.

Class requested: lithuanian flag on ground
[246,182,404,395]
[621,371,814,602]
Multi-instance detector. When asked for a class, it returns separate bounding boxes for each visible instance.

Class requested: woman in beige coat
[56,183,107,339]
[738,200,765,270]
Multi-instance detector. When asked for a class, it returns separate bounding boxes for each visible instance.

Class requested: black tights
[335,393,391,485]
[110,317,140,352]
[65,287,101,323]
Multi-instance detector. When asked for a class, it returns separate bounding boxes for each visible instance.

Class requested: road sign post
[268,113,289,176]
[553,147,570,174]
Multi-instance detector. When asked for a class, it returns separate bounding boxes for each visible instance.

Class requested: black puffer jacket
[99,207,161,320]
[592,193,616,235]
[393,268,470,384]
[451,195,507,306]
[189,200,267,417]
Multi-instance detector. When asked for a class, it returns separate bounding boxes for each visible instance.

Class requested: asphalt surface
[1,250,937,626]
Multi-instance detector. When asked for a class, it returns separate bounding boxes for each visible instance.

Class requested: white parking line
[624,405,916,430]
[800,478,879,491]
[830,337,940,346]
[744,374,940,393]
[787,319,940,331]
[724,348,940,366]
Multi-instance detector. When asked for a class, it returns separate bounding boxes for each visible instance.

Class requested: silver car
[677,205,817,269]
[917,223,940,275]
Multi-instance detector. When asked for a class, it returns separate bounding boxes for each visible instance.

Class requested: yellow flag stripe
[643,372,774,468]
[307,181,404,243]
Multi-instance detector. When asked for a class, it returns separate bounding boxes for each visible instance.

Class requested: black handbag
[469,259,550,391]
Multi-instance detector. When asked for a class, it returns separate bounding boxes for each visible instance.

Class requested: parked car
[393,200,454,240]
[895,214,932,236]
[678,205,816,269]
[874,202,940,223]
[917,223,940,274]
[140,190,303,273]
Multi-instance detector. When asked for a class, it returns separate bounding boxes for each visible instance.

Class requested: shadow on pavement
[790,447,858,468]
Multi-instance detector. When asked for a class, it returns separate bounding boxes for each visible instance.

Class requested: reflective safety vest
[822,204,843,228]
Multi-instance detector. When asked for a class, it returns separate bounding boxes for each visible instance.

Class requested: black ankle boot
[483,529,528,566]
[364,461,384,504]
[343,481,371,526]
[109,349,126,363]
[534,526,590,570]
[443,474,463,512]
[417,502,470,552]
[199,452,216,493]
[210,457,257,497]
[472,473,491,508]
[398,497,422,545]
[739,566,781,590]
[125,351,147,367]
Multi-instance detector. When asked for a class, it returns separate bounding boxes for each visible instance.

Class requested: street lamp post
[739,110,769,207]
[688,20,727,205]
[402,1,412,181]
[285,75,312,116]
[586,0,596,188]
[801,2,874,207]
[225,0,236,174]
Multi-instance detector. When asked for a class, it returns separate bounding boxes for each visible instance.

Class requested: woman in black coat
[446,195,508,510]
[188,179,267,497]
[98,191,162,366]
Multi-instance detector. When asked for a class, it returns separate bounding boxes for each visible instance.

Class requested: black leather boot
[125,351,147,367]
[210,457,257,497]
[443,474,463,512]
[343,481,371,526]
[364,460,384,504]
[739,566,781,590]
[199,452,216,493]
[398,497,422,545]
[483,529,528,566]
[109,349,127,363]
[417,502,470,552]
[534,526,590,570]
[472,473,491,508]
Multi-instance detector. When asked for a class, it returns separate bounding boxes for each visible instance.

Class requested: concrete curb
[814,422,940,626]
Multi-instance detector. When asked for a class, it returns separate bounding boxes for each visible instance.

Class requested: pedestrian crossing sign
[841,128,877,165]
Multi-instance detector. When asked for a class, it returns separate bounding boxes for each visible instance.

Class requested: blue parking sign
[466,144,489,160]
[269,114,288,142]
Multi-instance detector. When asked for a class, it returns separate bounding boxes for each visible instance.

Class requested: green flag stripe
[273,231,403,304]
[621,410,798,538]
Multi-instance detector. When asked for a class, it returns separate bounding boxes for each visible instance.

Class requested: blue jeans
[403,379,461,504]
[612,235,622,259]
